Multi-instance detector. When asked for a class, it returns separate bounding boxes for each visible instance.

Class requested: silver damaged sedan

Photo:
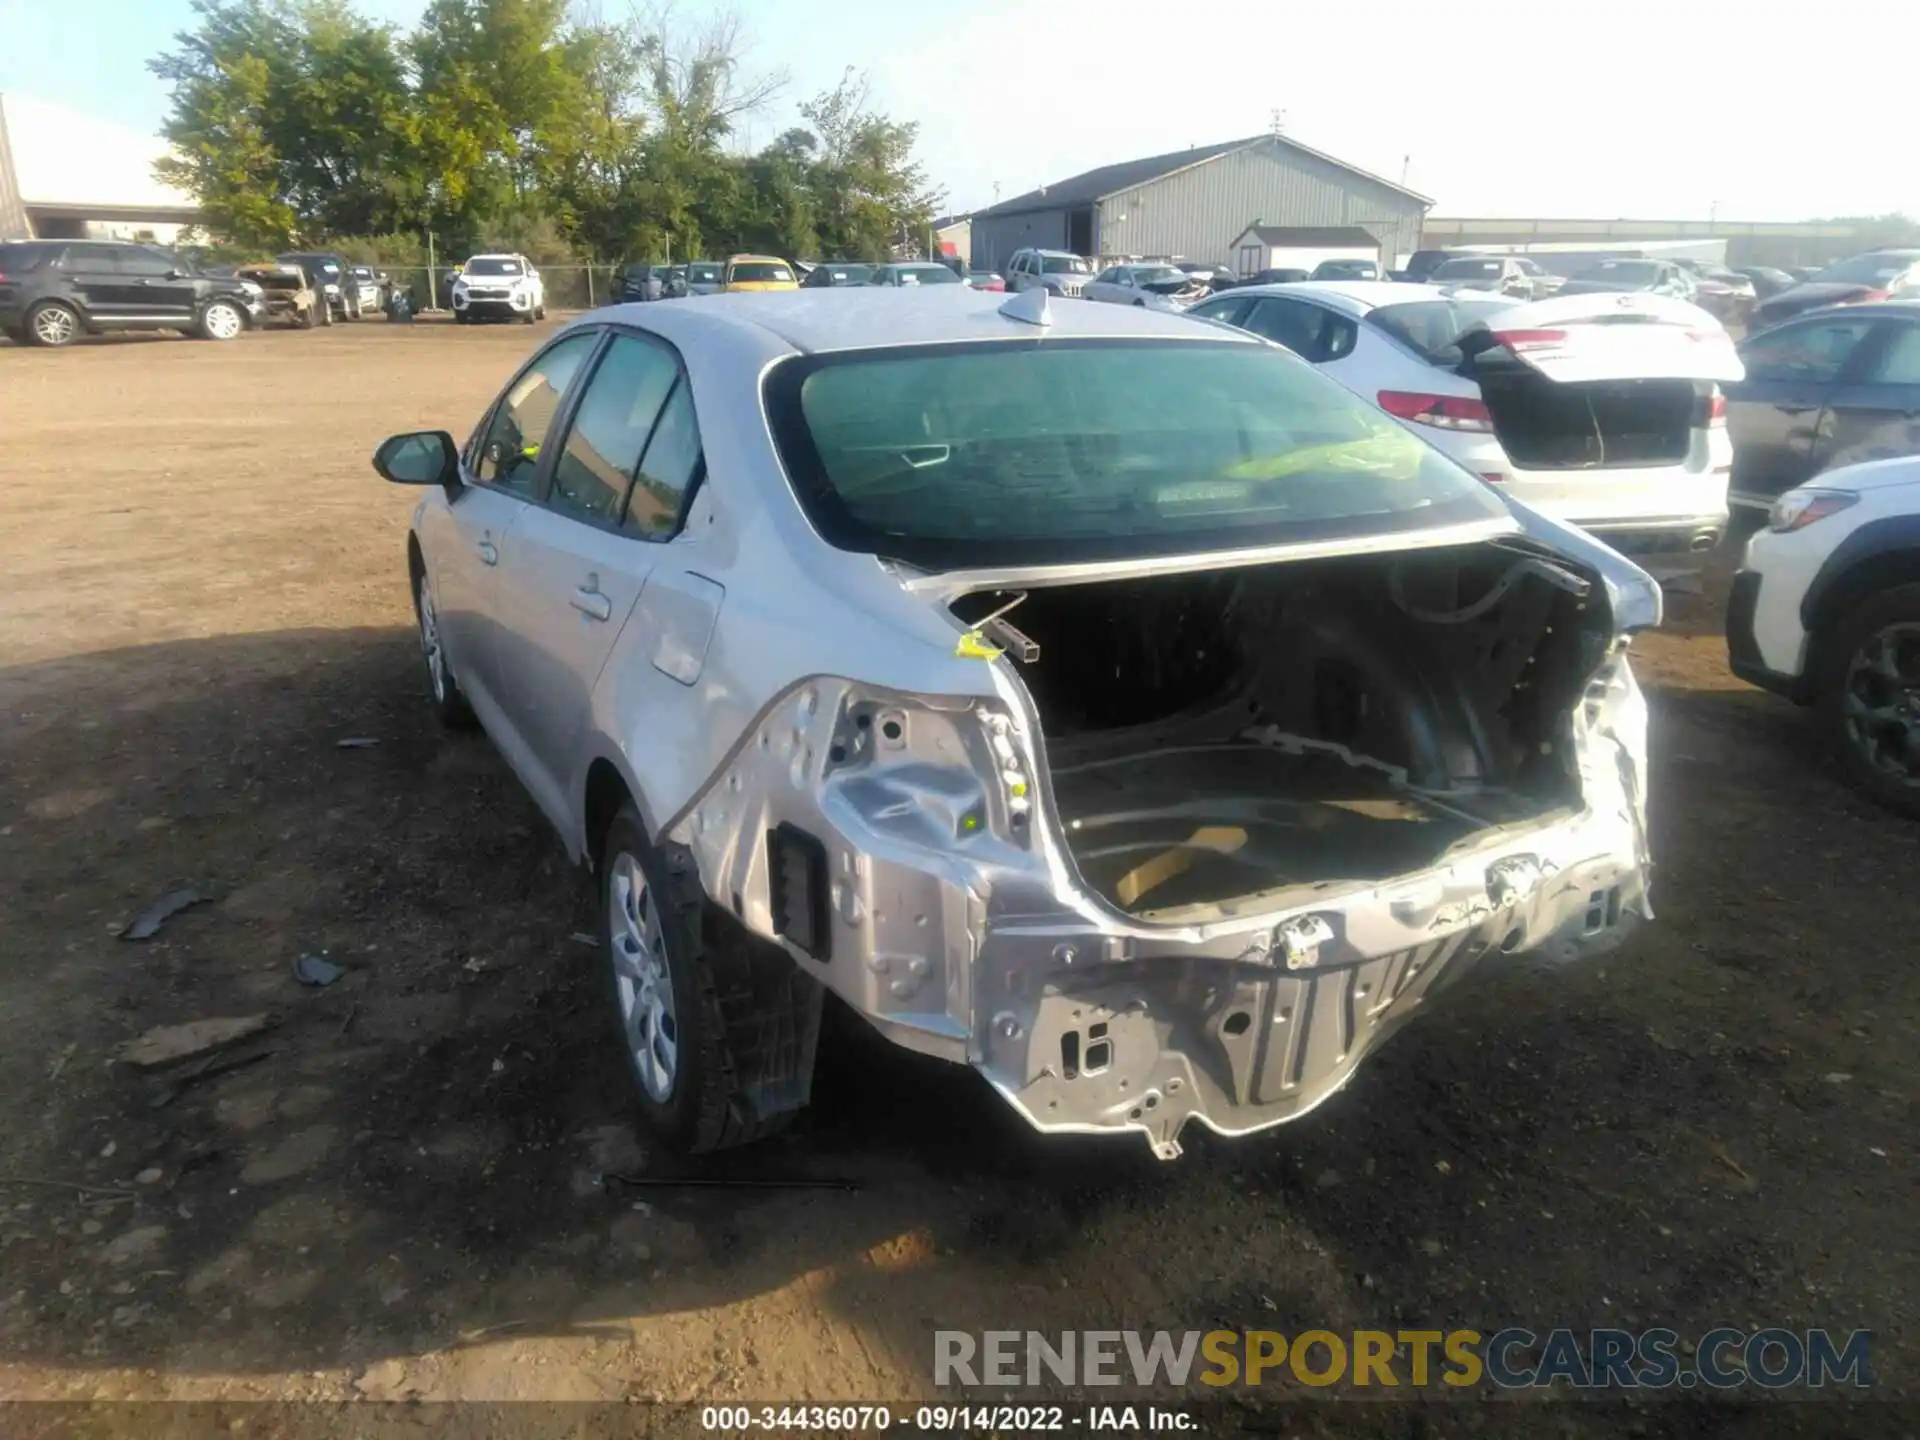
[374,286,1661,1158]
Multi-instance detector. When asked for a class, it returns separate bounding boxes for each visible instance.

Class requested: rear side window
[623,382,703,539]
[546,334,680,524]
[0,242,61,271]
[1189,296,1252,328]
[115,247,175,277]
[473,332,600,495]
[1863,322,1920,387]
[1741,318,1876,385]
[1369,299,1516,365]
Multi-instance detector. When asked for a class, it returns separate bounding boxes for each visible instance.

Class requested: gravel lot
[0,319,1913,1429]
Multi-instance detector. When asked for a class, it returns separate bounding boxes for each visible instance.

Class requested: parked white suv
[1005,248,1093,298]
[452,253,546,324]
[1189,283,1741,569]
[1727,454,1920,816]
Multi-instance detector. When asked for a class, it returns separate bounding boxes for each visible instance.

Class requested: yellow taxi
[721,254,799,292]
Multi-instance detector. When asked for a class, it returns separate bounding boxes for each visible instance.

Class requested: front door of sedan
[1724,314,1877,509]
[432,331,602,728]
[486,331,696,823]
[1809,318,1920,474]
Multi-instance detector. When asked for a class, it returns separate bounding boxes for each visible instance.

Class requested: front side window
[624,382,703,539]
[1863,322,1920,386]
[1740,318,1876,385]
[547,334,681,524]
[473,332,600,495]
[1240,297,1328,356]
[114,246,174,277]
[764,339,1507,570]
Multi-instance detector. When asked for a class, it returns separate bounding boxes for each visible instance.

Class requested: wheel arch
[1801,517,1920,675]
[581,750,661,877]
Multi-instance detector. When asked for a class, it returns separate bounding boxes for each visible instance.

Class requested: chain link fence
[373,264,625,313]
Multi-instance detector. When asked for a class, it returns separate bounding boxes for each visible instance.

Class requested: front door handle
[477,537,498,566]
[570,586,612,621]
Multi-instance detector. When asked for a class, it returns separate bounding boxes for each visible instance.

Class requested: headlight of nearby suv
[1768,488,1859,533]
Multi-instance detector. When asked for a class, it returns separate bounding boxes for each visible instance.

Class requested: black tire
[411,570,477,730]
[454,310,469,326]
[1816,582,1920,819]
[197,299,245,341]
[25,301,80,348]
[600,804,821,1154]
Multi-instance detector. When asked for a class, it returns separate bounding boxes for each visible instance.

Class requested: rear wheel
[1818,583,1920,819]
[601,805,820,1154]
[26,301,80,348]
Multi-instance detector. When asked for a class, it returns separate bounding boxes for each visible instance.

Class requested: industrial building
[967,133,1431,272]
[0,93,201,242]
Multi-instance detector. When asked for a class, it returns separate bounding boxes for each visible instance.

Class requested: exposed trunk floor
[1050,742,1520,916]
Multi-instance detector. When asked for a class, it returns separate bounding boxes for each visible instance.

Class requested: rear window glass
[1368,299,1514,365]
[730,262,794,283]
[764,339,1507,570]
[1582,261,1659,284]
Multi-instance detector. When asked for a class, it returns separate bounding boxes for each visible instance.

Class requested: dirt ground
[0,319,1913,1430]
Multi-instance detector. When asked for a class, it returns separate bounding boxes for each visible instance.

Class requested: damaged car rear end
[659,300,1660,1158]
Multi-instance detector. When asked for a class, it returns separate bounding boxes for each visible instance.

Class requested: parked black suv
[0,240,257,348]
[276,252,363,320]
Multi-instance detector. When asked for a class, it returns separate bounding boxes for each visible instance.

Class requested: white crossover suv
[1188,283,1742,572]
[372,287,1660,1159]
[1728,454,1920,816]
[452,253,546,324]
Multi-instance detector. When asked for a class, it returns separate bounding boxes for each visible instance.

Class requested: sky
[3,0,1914,225]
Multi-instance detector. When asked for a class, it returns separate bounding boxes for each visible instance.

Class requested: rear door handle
[477,537,498,566]
[570,586,612,621]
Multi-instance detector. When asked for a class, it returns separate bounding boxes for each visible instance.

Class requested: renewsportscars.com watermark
[934,1328,1874,1391]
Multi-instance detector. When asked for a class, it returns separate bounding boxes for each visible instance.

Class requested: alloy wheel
[1841,621,1920,788]
[204,303,242,339]
[32,306,76,346]
[609,851,678,1103]
[418,586,446,703]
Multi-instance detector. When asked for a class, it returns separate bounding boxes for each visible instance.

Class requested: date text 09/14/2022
[699,1405,1194,1432]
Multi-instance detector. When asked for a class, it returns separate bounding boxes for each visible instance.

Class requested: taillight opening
[1377,390,1495,432]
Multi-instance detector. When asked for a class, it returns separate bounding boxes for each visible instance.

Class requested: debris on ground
[146,1047,273,1109]
[334,737,381,749]
[569,933,597,947]
[119,888,214,941]
[294,953,345,987]
[119,1015,271,1069]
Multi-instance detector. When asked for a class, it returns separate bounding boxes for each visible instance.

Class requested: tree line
[150,0,943,268]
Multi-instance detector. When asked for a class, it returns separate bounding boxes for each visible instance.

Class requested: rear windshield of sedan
[730,262,794,283]
[764,339,1507,569]
[1369,298,1514,364]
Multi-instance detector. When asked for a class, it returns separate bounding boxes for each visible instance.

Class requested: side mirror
[374,431,459,494]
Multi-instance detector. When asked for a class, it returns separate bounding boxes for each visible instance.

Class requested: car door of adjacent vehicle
[1724,314,1877,507]
[1809,317,1920,474]
[431,330,603,736]
[486,330,693,826]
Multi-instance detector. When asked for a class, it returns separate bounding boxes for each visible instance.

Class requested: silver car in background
[375,288,1658,1159]
[1082,262,1208,308]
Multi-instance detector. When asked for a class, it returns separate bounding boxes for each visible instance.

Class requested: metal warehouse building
[968,133,1431,272]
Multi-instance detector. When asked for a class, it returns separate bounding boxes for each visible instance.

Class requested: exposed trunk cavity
[953,542,1611,922]
[1476,371,1700,471]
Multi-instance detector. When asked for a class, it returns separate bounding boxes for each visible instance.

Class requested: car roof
[1018,248,1081,258]
[571,287,1261,357]
[463,252,523,260]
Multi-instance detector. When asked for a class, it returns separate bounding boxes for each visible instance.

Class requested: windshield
[730,262,794,283]
[1041,255,1093,275]
[1581,261,1659,284]
[897,266,960,284]
[1811,253,1918,286]
[465,258,525,277]
[281,255,340,276]
[825,265,871,283]
[1368,299,1515,366]
[687,264,721,283]
[1127,266,1187,285]
[764,339,1507,569]
[1432,258,1502,280]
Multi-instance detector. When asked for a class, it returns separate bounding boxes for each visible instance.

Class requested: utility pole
[426,229,437,311]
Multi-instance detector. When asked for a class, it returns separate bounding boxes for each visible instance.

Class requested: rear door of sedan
[1808,314,1920,473]
[485,328,703,827]
[1724,313,1878,509]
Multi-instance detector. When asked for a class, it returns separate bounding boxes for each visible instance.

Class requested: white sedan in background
[1082,262,1208,308]
[1187,281,1744,568]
